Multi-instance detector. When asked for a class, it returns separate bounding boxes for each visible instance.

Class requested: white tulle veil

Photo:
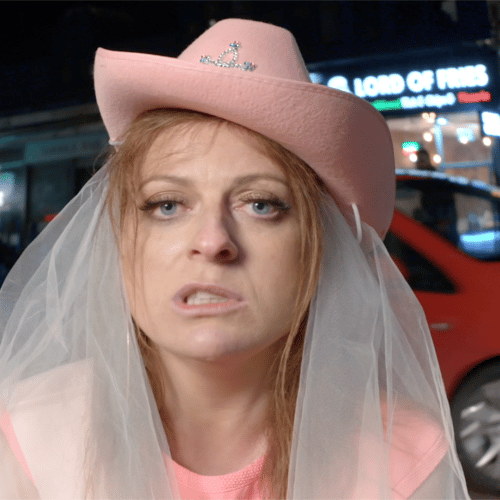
[0,155,470,498]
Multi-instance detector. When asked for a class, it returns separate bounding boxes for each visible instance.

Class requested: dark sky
[0,1,492,117]
[2,1,491,63]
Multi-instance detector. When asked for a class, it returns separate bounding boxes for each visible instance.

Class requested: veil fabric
[0,160,470,498]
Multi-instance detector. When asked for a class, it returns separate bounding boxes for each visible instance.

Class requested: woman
[0,18,469,499]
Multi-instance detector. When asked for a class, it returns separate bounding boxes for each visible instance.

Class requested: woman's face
[121,123,301,363]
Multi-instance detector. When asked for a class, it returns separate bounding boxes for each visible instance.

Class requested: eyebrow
[139,174,289,190]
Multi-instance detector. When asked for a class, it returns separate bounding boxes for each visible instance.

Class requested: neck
[158,343,282,475]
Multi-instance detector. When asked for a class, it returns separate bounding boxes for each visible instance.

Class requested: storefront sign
[308,47,499,115]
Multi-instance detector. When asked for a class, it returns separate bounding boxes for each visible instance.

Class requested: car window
[396,178,500,260]
[384,232,456,293]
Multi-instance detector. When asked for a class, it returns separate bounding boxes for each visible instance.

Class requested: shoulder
[2,361,91,499]
[356,400,449,500]
[386,403,449,499]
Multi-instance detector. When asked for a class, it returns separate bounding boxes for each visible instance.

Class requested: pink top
[173,456,264,500]
[1,410,447,499]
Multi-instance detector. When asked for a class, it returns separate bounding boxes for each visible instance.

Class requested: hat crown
[179,19,311,83]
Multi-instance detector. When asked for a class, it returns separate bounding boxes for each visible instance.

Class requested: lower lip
[171,299,247,317]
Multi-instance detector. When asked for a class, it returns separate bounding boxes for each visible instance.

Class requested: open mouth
[172,284,247,316]
[185,291,229,306]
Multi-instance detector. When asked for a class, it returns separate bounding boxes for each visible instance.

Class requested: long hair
[105,108,325,499]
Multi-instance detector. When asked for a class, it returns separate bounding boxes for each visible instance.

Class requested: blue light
[308,72,324,84]
[461,231,497,244]
[453,176,470,185]
[327,75,352,93]
[459,230,500,258]
[470,179,490,190]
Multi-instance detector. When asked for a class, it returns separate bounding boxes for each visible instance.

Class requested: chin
[180,327,285,364]
[184,328,250,362]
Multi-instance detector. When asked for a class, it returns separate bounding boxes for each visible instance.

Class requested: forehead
[140,121,286,180]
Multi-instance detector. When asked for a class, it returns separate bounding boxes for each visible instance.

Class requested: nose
[189,213,239,263]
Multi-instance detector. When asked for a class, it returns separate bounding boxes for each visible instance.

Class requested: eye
[240,194,291,219]
[251,200,273,215]
[158,201,178,217]
[139,196,186,220]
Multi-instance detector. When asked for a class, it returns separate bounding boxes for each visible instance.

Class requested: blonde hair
[106,108,325,499]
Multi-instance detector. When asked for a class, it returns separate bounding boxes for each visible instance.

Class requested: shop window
[396,178,500,260]
[388,111,493,184]
[384,232,455,293]
[439,111,490,165]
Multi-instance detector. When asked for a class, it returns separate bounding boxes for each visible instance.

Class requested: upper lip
[173,283,244,304]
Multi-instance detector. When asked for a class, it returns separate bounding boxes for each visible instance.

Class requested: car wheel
[451,361,500,493]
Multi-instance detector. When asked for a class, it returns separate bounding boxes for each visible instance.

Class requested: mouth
[185,290,230,306]
[172,284,247,316]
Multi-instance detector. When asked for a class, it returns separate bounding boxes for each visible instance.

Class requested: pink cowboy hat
[93,18,395,237]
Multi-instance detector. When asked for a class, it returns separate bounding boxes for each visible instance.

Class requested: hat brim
[94,48,395,237]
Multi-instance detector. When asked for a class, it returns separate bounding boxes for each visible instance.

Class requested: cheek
[119,230,144,326]
[120,225,163,327]
[258,225,302,308]
[270,239,300,279]
[279,237,301,298]
[121,225,188,321]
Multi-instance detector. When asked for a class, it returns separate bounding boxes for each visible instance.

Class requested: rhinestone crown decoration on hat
[200,42,256,71]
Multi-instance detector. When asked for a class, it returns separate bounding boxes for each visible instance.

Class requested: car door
[387,176,500,394]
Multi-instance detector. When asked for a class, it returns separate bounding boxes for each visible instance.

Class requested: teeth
[186,291,229,306]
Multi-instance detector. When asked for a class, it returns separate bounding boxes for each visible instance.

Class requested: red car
[386,170,500,493]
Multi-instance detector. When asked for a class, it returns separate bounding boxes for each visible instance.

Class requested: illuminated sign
[322,65,491,112]
[457,90,491,103]
[401,141,419,157]
[308,47,498,114]
[345,65,488,100]
[481,111,500,137]
[402,141,419,150]
[371,99,402,111]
